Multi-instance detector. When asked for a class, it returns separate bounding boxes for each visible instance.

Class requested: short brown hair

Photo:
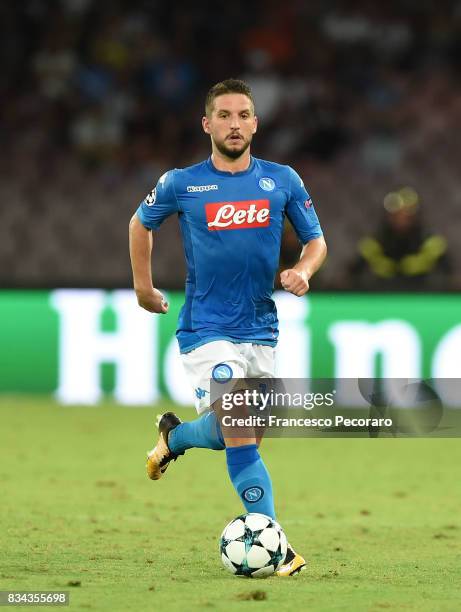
[205,78,255,116]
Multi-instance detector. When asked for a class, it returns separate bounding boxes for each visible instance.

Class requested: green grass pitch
[1,396,460,611]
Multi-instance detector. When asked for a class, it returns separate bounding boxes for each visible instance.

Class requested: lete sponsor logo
[206,200,270,230]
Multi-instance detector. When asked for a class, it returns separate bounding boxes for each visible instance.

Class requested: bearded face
[203,93,257,161]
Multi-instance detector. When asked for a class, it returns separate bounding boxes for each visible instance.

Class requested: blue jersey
[137,156,323,354]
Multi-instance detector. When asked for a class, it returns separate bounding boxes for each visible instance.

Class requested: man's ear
[253,115,258,134]
[202,116,210,134]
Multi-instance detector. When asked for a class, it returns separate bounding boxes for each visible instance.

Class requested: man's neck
[210,150,251,174]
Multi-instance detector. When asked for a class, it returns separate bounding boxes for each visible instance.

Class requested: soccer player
[129,79,327,576]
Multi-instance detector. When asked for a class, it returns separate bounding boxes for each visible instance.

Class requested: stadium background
[1,2,460,610]
[1,0,460,400]
[1,0,460,290]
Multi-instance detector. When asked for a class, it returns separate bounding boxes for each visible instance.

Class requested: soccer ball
[220,513,287,578]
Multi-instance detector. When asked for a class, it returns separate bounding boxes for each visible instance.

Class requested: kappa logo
[206,200,270,231]
[187,184,218,193]
[195,387,209,400]
[259,177,275,192]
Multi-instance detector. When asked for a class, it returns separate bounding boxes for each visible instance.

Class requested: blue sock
[168,411,225,454]
[226,444,275,520]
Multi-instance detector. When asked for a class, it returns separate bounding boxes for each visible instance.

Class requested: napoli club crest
[259,177,275,192]
[242,486,264,502]
[212,363,233,383]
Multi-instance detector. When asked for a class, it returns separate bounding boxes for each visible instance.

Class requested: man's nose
[230,115,240,129]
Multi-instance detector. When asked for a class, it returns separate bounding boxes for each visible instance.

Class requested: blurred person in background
[349,187,454,290]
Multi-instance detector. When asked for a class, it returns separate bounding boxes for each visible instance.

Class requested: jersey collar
[206,155,255,177]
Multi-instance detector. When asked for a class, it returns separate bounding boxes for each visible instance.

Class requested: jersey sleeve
[285,166,323,244]
[136,170,179,230]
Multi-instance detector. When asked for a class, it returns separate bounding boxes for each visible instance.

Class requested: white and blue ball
[220,513,287,578]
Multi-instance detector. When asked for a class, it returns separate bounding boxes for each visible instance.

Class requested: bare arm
[280,235,327,296]
[129,213,168,313]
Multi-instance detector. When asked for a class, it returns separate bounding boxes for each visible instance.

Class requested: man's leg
[160,390,276,519]
[224,434,276,520]
[146,341,244,478]
[151,341,276,518]
[167,341,245,453]
[245,344,306,576]
[146,340,305,575]
[168,409,225,452]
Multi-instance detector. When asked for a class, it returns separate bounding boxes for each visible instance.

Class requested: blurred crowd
[0,0,460,289]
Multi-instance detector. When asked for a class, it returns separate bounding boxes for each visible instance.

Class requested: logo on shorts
[243,486,264,503]
[195,387,209,400]
[259,177,275,192]
[206,200,270,231]
[211,363,233,383]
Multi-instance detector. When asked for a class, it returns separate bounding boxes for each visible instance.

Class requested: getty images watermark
[209,379,461,438]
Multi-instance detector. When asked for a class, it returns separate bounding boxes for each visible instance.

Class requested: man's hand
[135,287,169,314]
[280,236,327,296]
[129,215,168,314]
[280,269,310,296]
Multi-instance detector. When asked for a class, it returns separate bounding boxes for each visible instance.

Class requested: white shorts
[181,340,276,414]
